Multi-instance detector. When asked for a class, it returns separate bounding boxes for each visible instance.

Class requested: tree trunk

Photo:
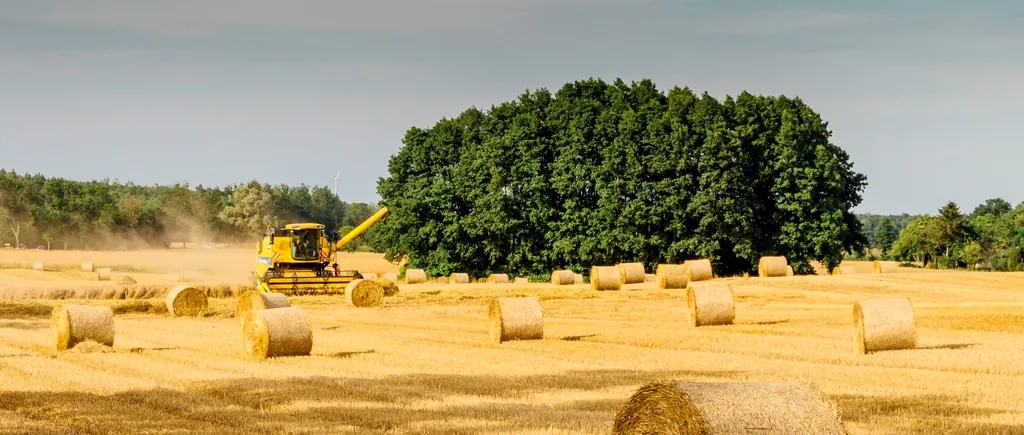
[10,222,19,248]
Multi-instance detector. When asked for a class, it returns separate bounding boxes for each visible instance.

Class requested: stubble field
[0,248,1022,434]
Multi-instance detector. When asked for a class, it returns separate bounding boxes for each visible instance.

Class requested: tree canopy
[890,198,1024,270]
[376,78,868,278]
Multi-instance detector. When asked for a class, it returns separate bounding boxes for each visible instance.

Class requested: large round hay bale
[872,260,895,274]
[405,268,427,284]
[611,380,847,435]
[236,290,291,324]
[52,305,114,352]
[376,278,400,297]
[486,273,509,284]
[645,273,656,283]
[345,279,384,308]
[360,272,379,280]
[686,284,735,327]
[514,277,529,285]
[383,272,398,281]
[684,259,713,282]
[786,265,794,276]
[551,270,574,285]
[758,256,789,277]
[449,272,469,284]
[242,307,313,360]
[97,268,112,281]
[590,266,621,291]
[165,285,208,317]
[656,264,689,289]
[832,266,856,276]
[617,262,646,284]
[32,262,44,271]
[488,297,543,343]
[854,298,917,354]
[81,262,94,272]
[574,273,584,284]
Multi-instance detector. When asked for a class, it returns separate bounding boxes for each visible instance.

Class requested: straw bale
[81,263,94,272]
[376,278,400,297]
[449,272,470,284]
[686,284,735,327]
[165,285,208,317]
[485,273,510,284]
[684,259,713,282]
[242,307,312,360]
[617,262,646,284]
[551,270,575,285]
[611,380,847,435]
[32,262,44,271]
[786,265,794,276]
[758,256,789,277]
[97,268,112,281]
[514,277,529,284]
[361,272,379,280]
[854,298,917,354]
[655,264,689,289]
[832,266,856,276]
[52,305,115,352]
[872,260,896,274]
[645,273,656,283]
[345,279,384,308]
[383,272,398,281]
[488,296,543,343]
[236,290,291,324]
[574,273,584,284]
[405,269,427,284]
[590,266,621,291]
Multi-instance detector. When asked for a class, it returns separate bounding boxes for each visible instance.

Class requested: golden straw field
[1,248,1023,434]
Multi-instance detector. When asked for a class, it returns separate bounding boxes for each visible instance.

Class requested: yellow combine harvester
[253,207,389,295]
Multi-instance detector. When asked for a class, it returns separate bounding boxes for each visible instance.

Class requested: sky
[0,0,1021,215]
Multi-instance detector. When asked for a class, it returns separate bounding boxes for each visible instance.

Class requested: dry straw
[242,307,313,360]
[853,298,917,354]
[617,262,646,284]
[686,284,735,327]
[645,273,656,283]
[345,279,384,307]
[872,261,895,274]
[832,266,856,276]
[574,273,584,284]
[405,268,427,284]
[551,270,575,285]
[514,277,529,284]
[52,304,115,352]
[236,290,291,324]
[361,272,379,280]
[787,265,794,276]
[165,285,208,317]
[81,262,94,272]
[383,272,398,281]
[97,268,112,281]
[449,272,470,284]
[376,278,400,297]
[486,273,510,284]
[655,264,689,289]
[488,296,543,343]
[685,259,714,282]
[611,380,847,435]
[758,256,789,277]
[32,262,44,271]
[590,266,621,291]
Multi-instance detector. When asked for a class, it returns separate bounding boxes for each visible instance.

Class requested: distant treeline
[0,169,384,251]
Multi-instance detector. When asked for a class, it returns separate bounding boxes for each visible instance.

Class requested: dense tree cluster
[0,170,383,251]
[377,78,868,278]
[886,198,1024,271]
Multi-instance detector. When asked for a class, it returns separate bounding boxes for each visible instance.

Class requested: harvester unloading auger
[253,207,389,295]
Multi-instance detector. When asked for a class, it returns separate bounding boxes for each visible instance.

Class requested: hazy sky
[0,1,1021,214]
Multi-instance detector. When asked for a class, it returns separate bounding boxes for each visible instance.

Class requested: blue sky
[0,0,1021,214]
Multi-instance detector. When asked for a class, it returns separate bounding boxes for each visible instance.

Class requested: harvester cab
[253,207,389,295]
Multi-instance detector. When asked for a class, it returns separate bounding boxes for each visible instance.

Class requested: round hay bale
[590,266,621,291]
[486,273,509,284]
[872,260,895,274]
[854,298,917,354]
[97,268,112,281]
[360,272,379,280]
[655,264,689,289]
[574,273,584,284]
[514,277,529,285]
[81,262,94,272]
[617,262,646,284]
[684,259,713,282]
[405,268,427,284]
[52,305,114,352]
[383,272,398,281]
[376,278,400,297]
[611,380,847,435]
[832,266,856,276]
[686,284,735,327]
[165,285,208,317]
[236,290,291,324]
[242,307,313,360]
[345,279,384,308]
[786,265,794,276]
[758,256,789,277]
[32,262,44,271]
[551,270,574,285]
[488,296,543,343]
[645,273,656,283]
[449,272,470,284]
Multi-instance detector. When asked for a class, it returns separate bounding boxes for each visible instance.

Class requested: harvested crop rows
[1,249,1023,434]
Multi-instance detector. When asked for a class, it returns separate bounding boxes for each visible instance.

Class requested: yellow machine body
[254,207,389,295]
